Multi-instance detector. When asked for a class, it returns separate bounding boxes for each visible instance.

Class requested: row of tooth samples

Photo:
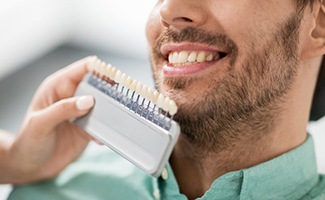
[90,58,178,116]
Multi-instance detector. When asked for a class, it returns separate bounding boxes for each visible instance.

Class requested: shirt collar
[155,134,319,199]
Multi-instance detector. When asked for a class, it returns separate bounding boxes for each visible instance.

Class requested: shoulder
[303,174,325,200]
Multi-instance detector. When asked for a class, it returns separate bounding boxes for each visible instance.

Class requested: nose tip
[159,1,206,29]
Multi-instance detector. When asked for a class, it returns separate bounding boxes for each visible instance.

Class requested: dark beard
[151,13,302,152]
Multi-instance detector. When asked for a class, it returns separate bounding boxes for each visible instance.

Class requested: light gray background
[0,0,324,199]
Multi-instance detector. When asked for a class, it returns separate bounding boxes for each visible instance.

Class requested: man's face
[146,0,304,149]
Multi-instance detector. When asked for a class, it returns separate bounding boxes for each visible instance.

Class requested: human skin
[0,57,96,184]
[146,0,325,199]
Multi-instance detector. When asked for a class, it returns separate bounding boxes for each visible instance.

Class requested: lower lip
[162,60,219,77]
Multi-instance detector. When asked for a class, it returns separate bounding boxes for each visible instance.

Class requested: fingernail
[76,96,95,110]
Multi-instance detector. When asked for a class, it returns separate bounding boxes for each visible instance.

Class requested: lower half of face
[148,13,302,150]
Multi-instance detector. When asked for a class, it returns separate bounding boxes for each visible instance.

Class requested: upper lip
[160,43,226,59]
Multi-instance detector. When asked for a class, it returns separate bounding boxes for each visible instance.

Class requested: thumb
[36,96,95,131]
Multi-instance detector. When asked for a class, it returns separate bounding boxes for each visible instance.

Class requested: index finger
[31,56,97,107]
[54,56,97,85]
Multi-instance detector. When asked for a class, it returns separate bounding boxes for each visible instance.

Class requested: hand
[2,56,97,184]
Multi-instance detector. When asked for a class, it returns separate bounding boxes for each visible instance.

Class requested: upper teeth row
[90,58,178,115]
[168,51,219,64]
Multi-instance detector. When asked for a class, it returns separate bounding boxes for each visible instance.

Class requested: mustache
[154,27,239,61]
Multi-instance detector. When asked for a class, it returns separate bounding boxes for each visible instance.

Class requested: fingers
[75,96,95,111]
[47,56,97,86]
[30,56,97,110]
[30,96,95,132]
[59,56,97,85]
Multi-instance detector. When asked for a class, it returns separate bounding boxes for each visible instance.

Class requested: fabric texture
[8,135,325,200]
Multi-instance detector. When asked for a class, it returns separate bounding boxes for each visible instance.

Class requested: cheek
[209,1,290,54]
[145,8,163,48]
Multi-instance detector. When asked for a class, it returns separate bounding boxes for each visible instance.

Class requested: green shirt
[8,135,325,200]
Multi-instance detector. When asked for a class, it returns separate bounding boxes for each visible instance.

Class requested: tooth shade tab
[110,67,117,80]
[120,73,127,84]
[141,85,149,97]
[136,81,143,95]
[157,93,165,109]
[125,76,132,88]
[94,60,101,74]
[163,96,171,112]
[89,59,97,72]
[152,90,159,104]
[115,70,122,83]
[147,88,154,102]
[169,100,178,115]
[89,58,178,116]
[130,80,138,91]
[104,64,112,78]
[100,62,107,75]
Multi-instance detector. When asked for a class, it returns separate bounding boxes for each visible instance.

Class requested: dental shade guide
[73,58,180,177]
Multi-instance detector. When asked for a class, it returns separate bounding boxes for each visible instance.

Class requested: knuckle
[56,99,75,114]
[25,112,42,128]
[56,102,70,113]
[41,74,57,86]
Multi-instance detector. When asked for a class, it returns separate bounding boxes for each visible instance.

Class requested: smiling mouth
[167,50,227,67]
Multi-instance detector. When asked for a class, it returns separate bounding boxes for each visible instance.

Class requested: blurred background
[0,0,156,132]
[0,0,156,198]
[0,0,324,198]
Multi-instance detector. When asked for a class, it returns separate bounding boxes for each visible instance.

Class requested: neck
[170,128,307,199]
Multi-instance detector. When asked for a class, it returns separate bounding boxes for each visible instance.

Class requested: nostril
[173,17,193,23]
[181,17,193,22]
[161,18,170,28]
[161,16,194,28]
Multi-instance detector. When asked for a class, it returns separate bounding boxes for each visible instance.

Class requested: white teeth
[172,52,178,63]
[206,53,213,61]
[168,54,173,64]
[168,50,221,65]
[178,51,188,63]
[197,51,206,63]
[91,58,178,115]
[188,51,197,62]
